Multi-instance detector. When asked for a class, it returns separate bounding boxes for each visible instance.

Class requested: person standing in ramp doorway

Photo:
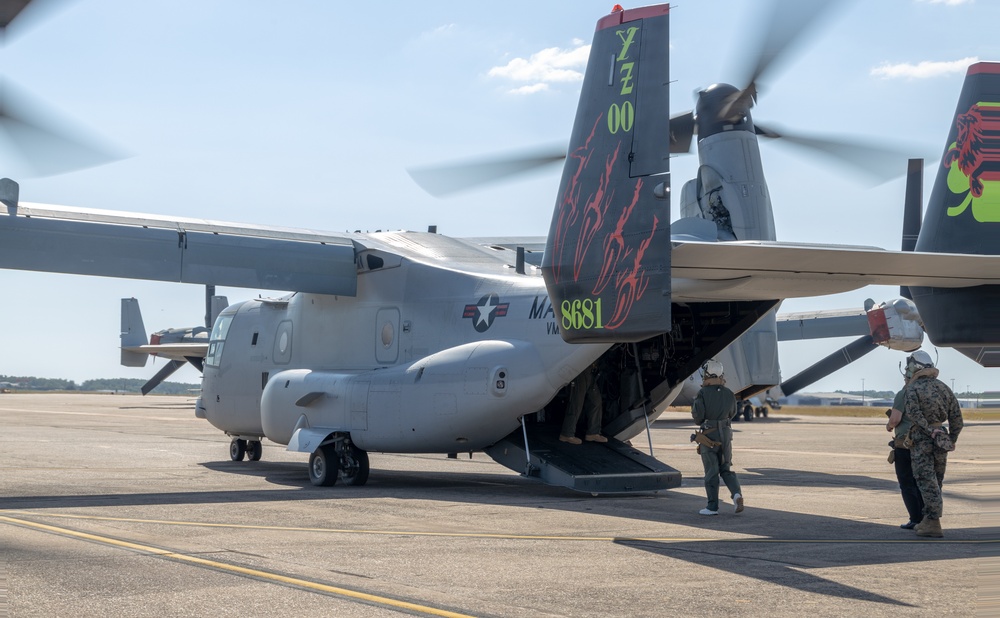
[559,362,606,445]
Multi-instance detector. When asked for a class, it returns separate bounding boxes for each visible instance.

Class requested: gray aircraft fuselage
[197,232,614,453]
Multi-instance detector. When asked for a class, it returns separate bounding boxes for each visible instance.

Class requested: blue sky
[0,0,996,394]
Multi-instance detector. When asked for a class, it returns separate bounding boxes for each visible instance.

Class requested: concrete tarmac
[0,393,996,617]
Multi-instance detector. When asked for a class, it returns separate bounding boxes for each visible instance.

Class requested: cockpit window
[205,314,234,367]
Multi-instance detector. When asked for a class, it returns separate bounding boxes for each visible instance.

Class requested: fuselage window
[205,314,234,367]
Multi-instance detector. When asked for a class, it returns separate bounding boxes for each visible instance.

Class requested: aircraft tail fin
[209,295,228,328]
[541,4,672,343]
[120,297,149,367]
[899,158,922,300]
[918,61,1000,253]
[910,61,1000,364]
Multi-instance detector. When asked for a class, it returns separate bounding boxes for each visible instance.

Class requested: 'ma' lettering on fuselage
[529,296,560,335]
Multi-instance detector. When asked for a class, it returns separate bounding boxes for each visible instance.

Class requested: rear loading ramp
[484,429,680,494]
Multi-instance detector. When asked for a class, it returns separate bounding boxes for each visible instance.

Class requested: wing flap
[0,205,358,295]
[121,342,209,362]
[671,240,1000,301]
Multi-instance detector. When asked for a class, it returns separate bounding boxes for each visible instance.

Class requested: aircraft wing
[5,200,1000,302]
[670,240,1000,301]
[121,343,209,362]
[0,202,358,295]
[469,234,1000,303]
[462,237,547,266]
[776,308,868,341]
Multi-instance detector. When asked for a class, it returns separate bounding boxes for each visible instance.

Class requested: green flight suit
[692,383,742,512]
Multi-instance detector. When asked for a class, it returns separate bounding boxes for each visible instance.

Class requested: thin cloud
[917,0,973,5]
[508,83,550,95]
[426,23,457,37]
[488,41,590,94]
[871,56,979,79]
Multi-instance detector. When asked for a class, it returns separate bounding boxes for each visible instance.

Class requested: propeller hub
[695,83,756,141]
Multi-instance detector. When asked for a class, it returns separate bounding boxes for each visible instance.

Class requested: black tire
[229,438,246,461]
[247,440,263,461]
[339,444,370,486]
[308,444,338,487]
[743,405,753,422]
[762,407,769,418]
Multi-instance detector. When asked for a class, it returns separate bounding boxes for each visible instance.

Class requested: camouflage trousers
[910,433,948,519]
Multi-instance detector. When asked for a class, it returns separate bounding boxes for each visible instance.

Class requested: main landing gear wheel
[247,440,263,461]
[229,438,247,461]
[338,443,370,486]
[308,444,339,487]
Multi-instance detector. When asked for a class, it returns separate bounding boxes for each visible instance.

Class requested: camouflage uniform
[692,382,742,512]
[903,371,963,520]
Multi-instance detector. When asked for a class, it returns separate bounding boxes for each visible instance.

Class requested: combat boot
[915,517,943,538]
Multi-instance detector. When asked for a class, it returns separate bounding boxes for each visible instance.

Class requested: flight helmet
[702,359,724,380]
[904,350,935,379]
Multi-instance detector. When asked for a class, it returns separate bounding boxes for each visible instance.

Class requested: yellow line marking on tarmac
[0,514,476,618]
[5,510,996,544]
[0,407,186,421]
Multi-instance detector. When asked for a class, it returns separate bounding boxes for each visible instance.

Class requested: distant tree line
[0,375,199,395]
[837,389,896,399]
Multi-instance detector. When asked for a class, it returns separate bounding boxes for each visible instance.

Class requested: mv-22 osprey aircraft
[2,3,1000,493]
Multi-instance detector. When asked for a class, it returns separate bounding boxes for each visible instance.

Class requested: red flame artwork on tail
[604,215,657,330]
[551,116,600,284]
[593,179,643,296]
[572,143,620,282]
[945,105,990,198]
[541,4,671,341]
[548,113,661,331]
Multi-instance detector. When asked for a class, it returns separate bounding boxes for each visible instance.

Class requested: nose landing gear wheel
[338,444,370,486]
[308,444,339,486]
[247,440,263,461]
[229,438,247,461]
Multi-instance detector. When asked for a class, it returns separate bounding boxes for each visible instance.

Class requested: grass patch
[775,406,886,418]
[774,406,999,421]
[664,405,999,421]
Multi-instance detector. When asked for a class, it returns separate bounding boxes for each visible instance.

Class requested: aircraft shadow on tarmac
[9,458,998,536]
[740,466,1000,504]
[616,538,916,608]
[193,457,996,512]
[7,456,997,605]
[741,466,927,492]
[8,467,996,608]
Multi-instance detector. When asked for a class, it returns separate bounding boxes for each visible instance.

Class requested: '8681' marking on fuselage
[561,298,603,331]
